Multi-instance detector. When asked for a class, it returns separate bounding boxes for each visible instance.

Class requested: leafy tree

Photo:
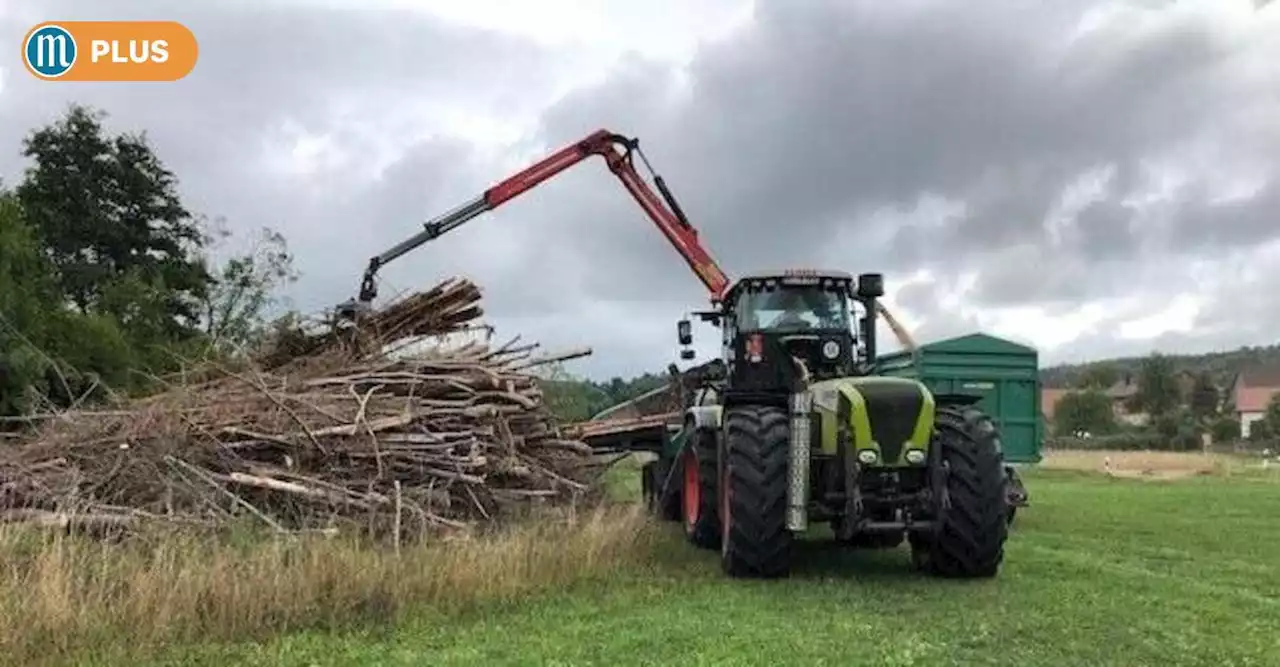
[1265,392,1280,429]
[599,372,668,405]
[1189,371,1219,420]
[0,191,53,336]
[15,104,214,342]
[533,366,682,423]
[1251,393,1280,443]
[202,225,299,355]
[1210,415,1240,443]
[1077,363,1119,390]
[1053,388,1118,436]
[0,190,138,416]
[0,191,56,416]
[537,364,614,422]
[1,105,303,419]
[1133,353,1180,418]
[1154,407,1202,451]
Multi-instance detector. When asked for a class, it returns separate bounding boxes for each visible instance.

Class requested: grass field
[92,455,1273,667]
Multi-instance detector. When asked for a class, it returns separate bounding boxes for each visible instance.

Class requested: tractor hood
[805,376,936,467]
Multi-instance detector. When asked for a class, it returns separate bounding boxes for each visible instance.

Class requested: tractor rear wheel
[682,429,721,549]
[914,406,1008,578]
[720,404,793,578]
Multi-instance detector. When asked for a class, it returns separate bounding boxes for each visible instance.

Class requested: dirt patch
[1104,468,1212,481]
[1042,450,1227,479]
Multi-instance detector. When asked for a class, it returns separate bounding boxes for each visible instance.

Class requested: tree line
[1040,344,1280,391]
[0,104,297,421]
[537,367,672,423]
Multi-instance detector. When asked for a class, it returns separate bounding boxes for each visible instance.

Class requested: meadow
[4,451,1278,666]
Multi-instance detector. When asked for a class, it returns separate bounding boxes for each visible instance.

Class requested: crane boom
[337,129,919,355]
[340,129,729,317]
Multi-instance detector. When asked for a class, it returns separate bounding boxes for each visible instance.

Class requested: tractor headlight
[856,449,879,465]
[904,449,926,464]
[822,340,840,359]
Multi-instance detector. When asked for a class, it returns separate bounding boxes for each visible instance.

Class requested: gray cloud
[505,0,1280,368]
[0,0,581,311]
[3,0,1279,378]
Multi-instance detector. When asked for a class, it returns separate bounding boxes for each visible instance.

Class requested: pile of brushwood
[0,278,603,540]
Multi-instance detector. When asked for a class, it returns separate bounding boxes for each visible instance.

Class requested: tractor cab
[677,269,885,402]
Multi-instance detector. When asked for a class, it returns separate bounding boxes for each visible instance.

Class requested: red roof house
[1229,364,1280,438]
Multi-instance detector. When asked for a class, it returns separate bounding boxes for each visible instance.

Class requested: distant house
[1229,365,1280,438]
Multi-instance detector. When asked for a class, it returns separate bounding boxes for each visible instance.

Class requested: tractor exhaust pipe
[787,390,811,531]
[787,358,813,532]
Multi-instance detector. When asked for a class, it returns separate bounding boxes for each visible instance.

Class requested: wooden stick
[393,479,402,556]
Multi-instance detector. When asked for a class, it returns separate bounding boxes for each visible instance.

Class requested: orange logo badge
[22,21,198,81]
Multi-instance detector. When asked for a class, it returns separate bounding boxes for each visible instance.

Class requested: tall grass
[0,503,657,666]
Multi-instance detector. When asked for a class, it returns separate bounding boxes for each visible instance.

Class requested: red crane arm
[347,129,730,314]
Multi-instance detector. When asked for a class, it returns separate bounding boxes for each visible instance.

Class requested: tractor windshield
[735,286,851,332]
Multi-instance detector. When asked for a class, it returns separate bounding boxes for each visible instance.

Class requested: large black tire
[682,428,721,549]
[914,406,1009,578]
[719,405,793,578]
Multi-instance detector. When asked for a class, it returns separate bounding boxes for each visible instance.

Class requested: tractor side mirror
[680,349,695,360]
[856,273,885,299]
[677,319,693,346]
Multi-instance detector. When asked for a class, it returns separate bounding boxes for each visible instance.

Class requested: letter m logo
[25,25,77,78]
[36,33,71,68]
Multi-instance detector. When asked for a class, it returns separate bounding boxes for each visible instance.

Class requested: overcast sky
[3,0,1278,380]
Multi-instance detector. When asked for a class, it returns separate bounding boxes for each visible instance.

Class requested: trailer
[576,369,707,521]
[576,410,686,519]
[875,332,1043,464]
[873,333,1035,518]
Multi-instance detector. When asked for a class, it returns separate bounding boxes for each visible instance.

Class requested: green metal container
[876,333,1042,464]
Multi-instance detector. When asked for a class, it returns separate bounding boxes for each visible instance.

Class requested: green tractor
[667,269,1010,579]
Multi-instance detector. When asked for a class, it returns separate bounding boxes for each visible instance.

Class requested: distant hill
[1038,343,1280,389]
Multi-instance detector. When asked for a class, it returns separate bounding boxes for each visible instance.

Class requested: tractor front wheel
[914,406,1009,578]
[719,404,793,578]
